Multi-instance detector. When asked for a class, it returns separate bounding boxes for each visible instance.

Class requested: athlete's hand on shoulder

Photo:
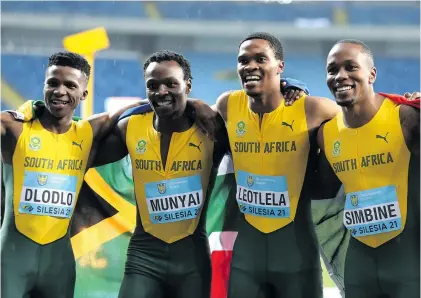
[187,98,218,141]
[404,92,421,101]
[282,81,306,106]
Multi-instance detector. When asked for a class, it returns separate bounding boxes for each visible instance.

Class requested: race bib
[19,171,77,218]
[344,185,402,237]
[145,175,203,224]
[236,170,290,218]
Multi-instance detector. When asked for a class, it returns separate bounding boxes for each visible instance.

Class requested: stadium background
[1,1,420,298]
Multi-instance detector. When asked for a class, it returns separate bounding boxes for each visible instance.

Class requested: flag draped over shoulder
[70,155,347,298]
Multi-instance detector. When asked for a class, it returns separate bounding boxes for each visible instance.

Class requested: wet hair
[48,52,91,79]
[335,39,374,66]
[239,32,284,60]
[143,50,193,81]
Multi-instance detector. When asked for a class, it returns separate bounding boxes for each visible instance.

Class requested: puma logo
[281,120,294,131]
[72,140,83,150]
[189,141,202,152]
[376,132,389,143]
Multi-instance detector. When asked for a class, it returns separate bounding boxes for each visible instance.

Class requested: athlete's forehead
[327,43,367,67]
[144,61,184,82]
[45,65,85,85]
[238,39,274,58]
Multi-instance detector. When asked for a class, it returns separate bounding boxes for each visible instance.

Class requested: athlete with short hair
[315,39,420,298]
[1,52,143,298]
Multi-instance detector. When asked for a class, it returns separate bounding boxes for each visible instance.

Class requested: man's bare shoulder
[86,112,109,131]
[399,103,420,124]
[216,90,238,121]
[216,90,236,107]
[305,95,338,108]
[1,111,23,135]
[399,104,420,149]
[305,96,341,125]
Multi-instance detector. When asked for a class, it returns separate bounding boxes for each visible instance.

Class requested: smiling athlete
[92,50,229,298]
[315,39,420,298]
[1,52,142,298]
[210,32,341,298]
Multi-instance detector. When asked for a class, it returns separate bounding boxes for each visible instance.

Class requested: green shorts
[118,225,211,298]
[345,157,420,298]
[227,205,323,298]
[1,219,75,298]
[1,163,75,298]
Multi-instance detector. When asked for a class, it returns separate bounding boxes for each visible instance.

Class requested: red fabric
[211,251,233,298]
[379,92,420,109]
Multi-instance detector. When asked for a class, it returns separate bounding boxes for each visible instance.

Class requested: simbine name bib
[344,185,401,237]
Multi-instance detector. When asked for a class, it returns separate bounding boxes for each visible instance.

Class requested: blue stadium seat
[2,1,419,25]
[1,1,146,18]
[348,4,420,25]
[156,2,332,22]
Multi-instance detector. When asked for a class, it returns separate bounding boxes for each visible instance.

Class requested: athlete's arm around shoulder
[1,111,23,164]
[90,117,130,168]
[311,122,343,199]
[87,100,146,142]
[304,96,341,130]
[400,104,420,157]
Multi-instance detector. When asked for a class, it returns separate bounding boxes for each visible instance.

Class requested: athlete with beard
[92,50,229,298]
[0,52,144,298]
[315,40,420,298]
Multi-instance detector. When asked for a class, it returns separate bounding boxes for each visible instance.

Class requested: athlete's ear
[277,60,285,75]
[80,90,88,101]
[369,66,377,85]
[186,79,192,95]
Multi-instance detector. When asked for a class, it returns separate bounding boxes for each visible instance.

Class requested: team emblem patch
[37,174,48,186]
[350,194,358,207]
[236,121,246,137]
[332,140,341,157]
[136,140,147,154]
[29,136,41,151]
[247,175,254,187]
[157,183,166,194]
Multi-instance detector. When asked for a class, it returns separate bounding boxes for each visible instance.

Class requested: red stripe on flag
[211,251,233,298]
[378,92,420,109]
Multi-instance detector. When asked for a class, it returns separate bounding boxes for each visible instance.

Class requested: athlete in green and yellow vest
[1,52,143,298]
[12,119,92,244]
[213,34,340,298]
[126,112,215,244]
[323,99,410,248]
[227,90,309,233]
[319,97,420,298]
[92,51,228,298]
[315,41,420,298]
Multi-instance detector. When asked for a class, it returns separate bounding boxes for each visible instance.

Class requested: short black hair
[143,50,193,81]
[335,39,374,65]
[239,32,284,60]
[48,52,91,78]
